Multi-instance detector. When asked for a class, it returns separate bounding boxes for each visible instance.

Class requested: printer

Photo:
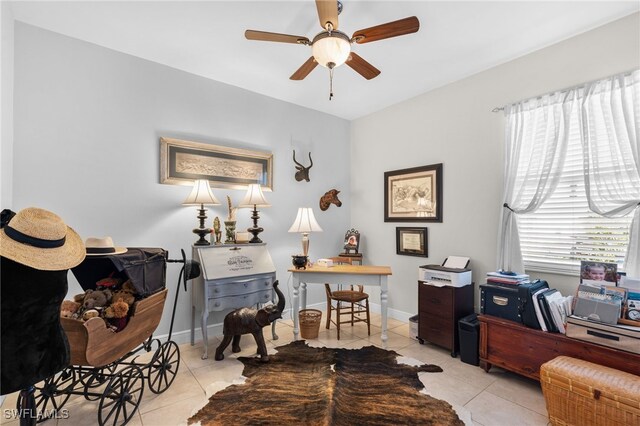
[419,256,472,287]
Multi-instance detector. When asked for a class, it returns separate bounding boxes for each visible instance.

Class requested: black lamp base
[248,205,264,244]
[247,226,264,244]
[193,204,211,246]
[193,227,211,246]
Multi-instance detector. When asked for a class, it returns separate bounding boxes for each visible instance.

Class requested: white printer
[419,256,472,287]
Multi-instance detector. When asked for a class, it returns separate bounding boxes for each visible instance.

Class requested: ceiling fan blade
[245,30,310,45]
[315,0,339,30]
[290,57,318,80]
[352,16,420,44]
[346,52,380,80]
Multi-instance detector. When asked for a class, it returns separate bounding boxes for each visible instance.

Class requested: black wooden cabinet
[418,281,474,357]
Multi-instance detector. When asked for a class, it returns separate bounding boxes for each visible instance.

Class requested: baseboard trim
[155,304,413,346]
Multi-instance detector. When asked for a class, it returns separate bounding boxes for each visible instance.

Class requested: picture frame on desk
[160,137,273,190]
[396,227,428,257]
[384,163,443,222]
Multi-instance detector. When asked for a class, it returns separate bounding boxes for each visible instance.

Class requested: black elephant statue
[215,280,285,362]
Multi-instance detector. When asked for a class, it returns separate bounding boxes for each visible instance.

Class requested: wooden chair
[324,257,371,340]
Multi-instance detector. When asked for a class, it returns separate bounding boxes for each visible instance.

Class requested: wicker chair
[324,257,370,340]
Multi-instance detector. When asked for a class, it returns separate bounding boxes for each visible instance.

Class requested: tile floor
[1,313,550,426]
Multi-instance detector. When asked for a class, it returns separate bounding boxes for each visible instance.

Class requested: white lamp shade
[239,184,271,207]
[312,32,351,68]
[288,207,323,233]
[182,179,221,206]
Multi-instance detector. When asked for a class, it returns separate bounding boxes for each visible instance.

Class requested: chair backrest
[325,257,364,293]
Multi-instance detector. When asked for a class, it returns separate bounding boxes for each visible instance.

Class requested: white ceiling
[9,1,639,120]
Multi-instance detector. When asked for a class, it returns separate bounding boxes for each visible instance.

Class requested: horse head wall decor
[320,189,342,211]
[293,150,313,182]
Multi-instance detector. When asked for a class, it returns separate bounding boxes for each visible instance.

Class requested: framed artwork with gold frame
[160,137,273,191]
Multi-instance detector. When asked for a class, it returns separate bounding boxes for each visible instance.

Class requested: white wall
[12,22,351,339]
[1,2,14,208]
[351,13,640,315]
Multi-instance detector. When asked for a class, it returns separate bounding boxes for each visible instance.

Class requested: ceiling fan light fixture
[311,30,351,68]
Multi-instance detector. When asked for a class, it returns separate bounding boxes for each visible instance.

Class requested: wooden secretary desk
[191,243,276,359]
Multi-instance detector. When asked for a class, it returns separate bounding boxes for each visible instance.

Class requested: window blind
[518,100,633,275]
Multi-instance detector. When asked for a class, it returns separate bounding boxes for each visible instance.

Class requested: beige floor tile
[485,372,548,416]
[419,369,488,407]
[139,368,204,414]
[398,341,457,368]
[465,391,549,426]
[363,329,415,351]
[141,396,209,426]
[389,322,412,338]
[189,360,246,392]
[59,396,143,426]
[441,356,503,389]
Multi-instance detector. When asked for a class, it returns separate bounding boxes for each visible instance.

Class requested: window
[518,102,633,275]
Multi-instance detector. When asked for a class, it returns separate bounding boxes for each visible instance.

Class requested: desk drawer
[208,289,272,311]
[208,277,274,298]
[419,313,453,349]
[419,282,453,316]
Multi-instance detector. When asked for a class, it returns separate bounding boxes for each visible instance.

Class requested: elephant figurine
[215,280,285,362]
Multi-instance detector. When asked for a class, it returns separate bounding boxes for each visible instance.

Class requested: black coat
[1,257,70,395]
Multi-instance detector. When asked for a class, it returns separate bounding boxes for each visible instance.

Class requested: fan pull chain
[329,68,334,101]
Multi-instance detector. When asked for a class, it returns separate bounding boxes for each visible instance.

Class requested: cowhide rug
[189,341,464,425]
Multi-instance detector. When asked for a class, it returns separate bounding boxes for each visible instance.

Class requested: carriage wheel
[147,341,180,394]
[82,364,117,401]
[16,367,76,423]
[97,365,144,426]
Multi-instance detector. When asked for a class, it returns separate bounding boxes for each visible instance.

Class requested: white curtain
[497,69,640,275]
[580,70,640,276]
[497,92,575,272]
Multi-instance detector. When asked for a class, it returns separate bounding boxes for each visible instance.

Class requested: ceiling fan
[245,0,420,99]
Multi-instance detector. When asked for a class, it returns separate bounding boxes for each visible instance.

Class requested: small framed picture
[342,229,360,254]
[396,227,428,257]
[580,261,618,285]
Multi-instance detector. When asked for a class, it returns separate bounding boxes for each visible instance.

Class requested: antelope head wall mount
[293,150,313,182]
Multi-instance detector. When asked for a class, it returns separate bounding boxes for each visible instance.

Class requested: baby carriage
[17,248,198,426]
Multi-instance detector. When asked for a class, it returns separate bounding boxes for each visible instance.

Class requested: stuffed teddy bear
[60,300,79,318]
[82,309,100,321]
[80,289,112,310]
[60,300,81,318]
[111,289,135,307]
[122,280,137,295]
[103,298,130,332]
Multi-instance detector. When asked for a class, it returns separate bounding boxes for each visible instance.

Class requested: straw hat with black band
[85,236,127,256]
[0,207,86,271]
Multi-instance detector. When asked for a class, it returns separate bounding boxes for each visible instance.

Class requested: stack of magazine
[486,271,530,285]
[532,288,573,333]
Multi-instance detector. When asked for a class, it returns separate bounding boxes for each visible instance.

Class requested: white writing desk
[289,264,393,343]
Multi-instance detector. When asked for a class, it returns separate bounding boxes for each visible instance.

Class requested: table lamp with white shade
[239,183,271,243]
[288,207,323,265]
[183,179,221,246]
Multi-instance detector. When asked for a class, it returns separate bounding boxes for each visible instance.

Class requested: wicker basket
[299,309,322,339]
[540,356,640,426]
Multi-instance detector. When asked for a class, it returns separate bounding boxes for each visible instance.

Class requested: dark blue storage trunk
[480,283,520,323]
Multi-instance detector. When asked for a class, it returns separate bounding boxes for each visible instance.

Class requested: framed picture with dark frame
[384,163,443,222]
[160,137,273,191]
[396,227,428,257]
[342,228,360,255]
